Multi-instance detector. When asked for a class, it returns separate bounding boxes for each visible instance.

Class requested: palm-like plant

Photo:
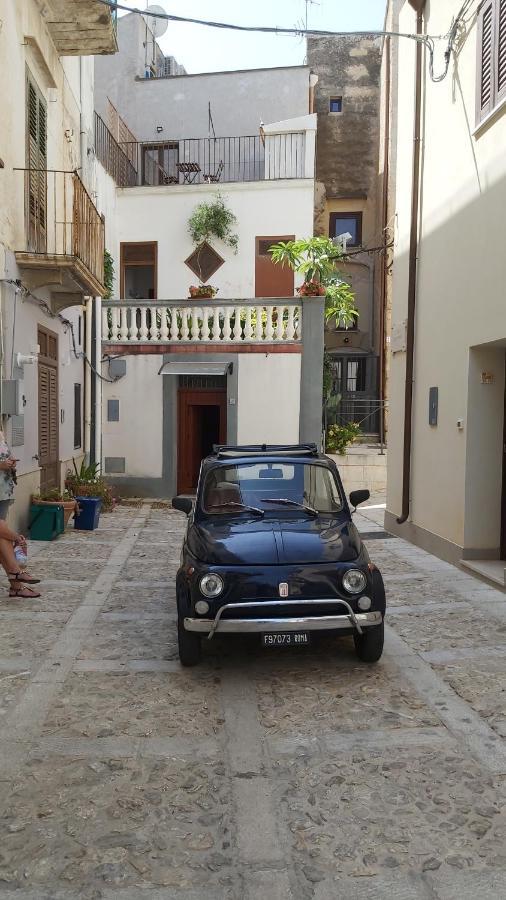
[269,237,359,327]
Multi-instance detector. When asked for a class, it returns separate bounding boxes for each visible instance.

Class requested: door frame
[177,388,227,494]
[38,324,59,493]
[120,241,158,299]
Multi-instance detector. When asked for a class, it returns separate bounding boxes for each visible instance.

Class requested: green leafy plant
[324,279,359,328]
[72,479,115,511]
[269,236,359,326]
[103,249,114,300]
[325,422,361,455]
[188,194,238,254]
[70,459,101,484]
[32,488,73,503]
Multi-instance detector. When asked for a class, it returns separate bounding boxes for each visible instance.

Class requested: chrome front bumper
[184,598,382,640]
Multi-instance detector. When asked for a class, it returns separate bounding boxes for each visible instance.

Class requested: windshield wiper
[210,501,264,517]
[260,498,318,517]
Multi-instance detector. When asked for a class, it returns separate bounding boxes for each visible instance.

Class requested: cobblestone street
[1,501,506,899]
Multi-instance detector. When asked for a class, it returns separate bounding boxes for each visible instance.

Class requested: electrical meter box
[2,380,24,416]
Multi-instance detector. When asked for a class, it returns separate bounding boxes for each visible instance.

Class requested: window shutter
[477,1,494,122]
[497,0,506,100]
[26,73,47,252]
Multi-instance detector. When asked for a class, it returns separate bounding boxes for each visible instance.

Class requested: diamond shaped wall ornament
[185,241,224,283]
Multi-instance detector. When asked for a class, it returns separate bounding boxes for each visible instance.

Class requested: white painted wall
[102,356,164,478]
[112,178,315,299]
[237,354,301,444]
[0,1,106,530]
[386,0,506,556]
[95,18,310,141]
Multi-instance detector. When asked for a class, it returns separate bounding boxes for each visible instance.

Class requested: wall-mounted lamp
[156,125,164,133]
[16,352,38,368]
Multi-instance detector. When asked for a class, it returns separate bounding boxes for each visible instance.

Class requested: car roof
[202,444,331,468]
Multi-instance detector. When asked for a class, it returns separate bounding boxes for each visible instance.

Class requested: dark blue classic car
[172,444,385,666]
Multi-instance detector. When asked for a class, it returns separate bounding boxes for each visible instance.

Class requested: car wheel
[177,612,202,666]
[353,621,384,663]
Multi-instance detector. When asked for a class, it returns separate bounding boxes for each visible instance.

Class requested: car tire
[177,613,202,666]
[353,621,384,663]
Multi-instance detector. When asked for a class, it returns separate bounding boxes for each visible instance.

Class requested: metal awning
[158,361,232,376]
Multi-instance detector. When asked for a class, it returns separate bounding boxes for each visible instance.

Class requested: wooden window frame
[476,0,506,126]
[120,241,158,299]
[329,212,363,248]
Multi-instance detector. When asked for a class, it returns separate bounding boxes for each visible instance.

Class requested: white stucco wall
[112,179,314,299]
[386,0,506,556]
[102,356,163,478]
[95,19,310,141]
[0,1,104,529]
[236,354,301,444]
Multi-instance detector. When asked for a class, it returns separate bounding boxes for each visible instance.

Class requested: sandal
[8,571,41,585]
[9,584,41,599]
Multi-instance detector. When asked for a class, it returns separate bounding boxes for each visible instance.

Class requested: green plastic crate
[28,503,65,541]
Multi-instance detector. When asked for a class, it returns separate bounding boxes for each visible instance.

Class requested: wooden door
[177,389,227,494]
[38,326,59,493]
[255,235,294,298]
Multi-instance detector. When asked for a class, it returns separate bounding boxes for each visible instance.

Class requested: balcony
[43,0,117,56]
[102,300,302,351]
[94,114,308,188]
[15,169,105,307]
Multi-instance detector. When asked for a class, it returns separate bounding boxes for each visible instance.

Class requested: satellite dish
[143,4,168,39]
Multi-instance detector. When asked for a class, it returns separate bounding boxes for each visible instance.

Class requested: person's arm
[0,519,24,545]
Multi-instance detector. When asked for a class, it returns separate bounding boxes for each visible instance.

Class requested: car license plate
[261,632,310,647]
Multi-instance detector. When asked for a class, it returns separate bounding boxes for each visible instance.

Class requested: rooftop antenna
[303,0,320,61]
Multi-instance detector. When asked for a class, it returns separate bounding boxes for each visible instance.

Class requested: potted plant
[188,284,218,300]
[65,459,115,512]
[31,488,79,527]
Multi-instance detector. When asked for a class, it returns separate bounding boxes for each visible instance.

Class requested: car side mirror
[349,489,370,511]
[172,496,193,515]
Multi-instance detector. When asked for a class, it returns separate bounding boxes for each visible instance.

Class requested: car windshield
[202,462,344,515]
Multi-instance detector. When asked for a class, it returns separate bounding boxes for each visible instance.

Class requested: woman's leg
[0,538,40,597]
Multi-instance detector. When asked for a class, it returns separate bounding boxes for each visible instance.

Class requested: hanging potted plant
[187,194,238,298]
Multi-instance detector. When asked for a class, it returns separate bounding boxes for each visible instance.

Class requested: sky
[116,1,387,73]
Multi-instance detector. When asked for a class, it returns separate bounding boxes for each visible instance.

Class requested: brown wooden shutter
[477,1,494,122]
[255,236,295,298]
[497,0,506,100]
[26,73,47,252]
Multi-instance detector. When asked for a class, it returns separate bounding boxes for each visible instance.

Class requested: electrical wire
[0,279,117,383]
[96,0,462,84]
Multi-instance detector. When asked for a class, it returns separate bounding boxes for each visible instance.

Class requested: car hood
[187,515,361,565]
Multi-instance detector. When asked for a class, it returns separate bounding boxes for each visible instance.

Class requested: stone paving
[1,500,506,898]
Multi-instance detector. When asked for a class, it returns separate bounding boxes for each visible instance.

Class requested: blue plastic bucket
[74,497,102,530]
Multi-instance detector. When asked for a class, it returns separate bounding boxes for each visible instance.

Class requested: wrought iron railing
[94,113,137,187]
[94,127,306,187]
[18,167,104,287]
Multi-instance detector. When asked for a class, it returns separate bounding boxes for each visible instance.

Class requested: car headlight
[342,569,367,594]
[199,573,224,598]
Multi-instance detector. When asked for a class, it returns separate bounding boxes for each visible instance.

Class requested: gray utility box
[2,380,24,416]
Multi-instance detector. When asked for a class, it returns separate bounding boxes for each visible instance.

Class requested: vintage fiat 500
[172,444,386,666]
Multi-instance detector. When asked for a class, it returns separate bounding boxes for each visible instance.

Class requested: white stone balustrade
[102,302,302,345]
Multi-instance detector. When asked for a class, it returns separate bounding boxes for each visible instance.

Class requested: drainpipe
[378,36,391,455]
[84,296,92,459]
[94,295,102,471]
[397,2,425,524]
[79,57,87,185]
